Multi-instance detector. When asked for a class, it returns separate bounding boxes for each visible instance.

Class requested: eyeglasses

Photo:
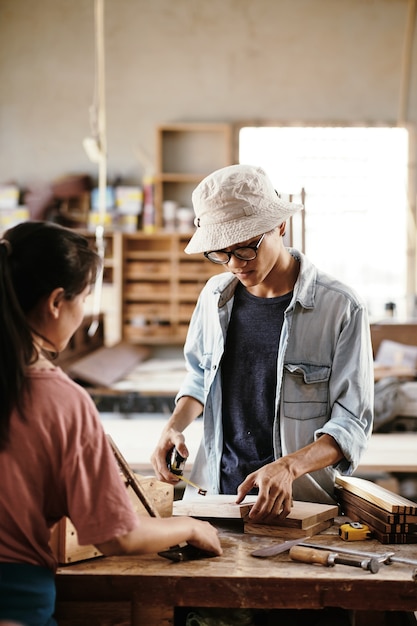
[204,234,266,265]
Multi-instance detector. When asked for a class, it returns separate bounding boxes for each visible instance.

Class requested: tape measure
[339,521,372,541]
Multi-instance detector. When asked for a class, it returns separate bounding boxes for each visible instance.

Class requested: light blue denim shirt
[177,249,374,503]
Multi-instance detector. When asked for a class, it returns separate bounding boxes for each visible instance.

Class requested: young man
[151,164,373,524]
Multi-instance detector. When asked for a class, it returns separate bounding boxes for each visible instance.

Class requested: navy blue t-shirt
[219,284,292,494]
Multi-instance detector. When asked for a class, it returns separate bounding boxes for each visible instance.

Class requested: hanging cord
[398,0,416,125]
[397,1,417,314]
[88,0,107,337]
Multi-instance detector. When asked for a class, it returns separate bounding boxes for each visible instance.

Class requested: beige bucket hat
[184,164,303,254]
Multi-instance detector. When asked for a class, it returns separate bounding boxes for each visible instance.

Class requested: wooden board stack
[336,475,417,544]
[173,496,338,539]
[244,501,338,538]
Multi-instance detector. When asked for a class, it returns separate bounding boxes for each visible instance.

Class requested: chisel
[251,536,311,558]
[289,545,380,573]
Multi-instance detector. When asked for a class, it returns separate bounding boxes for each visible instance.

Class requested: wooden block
[173,497,338,530]
[50,438,174,565]
[261,501,338,529]
[336,475,417,514]
[134,475,173,518]
[49,518,102,565]
[173,495,257,519]
[244,519,332,538]
[50,477,174,565]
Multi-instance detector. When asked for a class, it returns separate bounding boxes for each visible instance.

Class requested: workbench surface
[55,523,417,625]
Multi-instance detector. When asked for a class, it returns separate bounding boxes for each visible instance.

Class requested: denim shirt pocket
[283,363,330,420]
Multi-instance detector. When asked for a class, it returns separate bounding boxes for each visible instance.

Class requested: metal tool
[166,447,207,496]
[300,542,417,568]
[251,538,417,579]
[300,542,417,580]
[289,545,380,573]
[251,536,311,558]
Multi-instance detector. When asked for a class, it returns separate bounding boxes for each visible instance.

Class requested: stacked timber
[336,475,417,544]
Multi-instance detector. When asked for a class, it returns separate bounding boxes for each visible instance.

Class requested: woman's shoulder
[27,366,97,412]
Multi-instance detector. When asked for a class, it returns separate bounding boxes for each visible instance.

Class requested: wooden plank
[244,519,332,539]
[340,501,402,534]
[336,476,417,514]
[371,528,417,545]
[173,495,257,519]
[336,487,404,524]
[173,497,337,528]
[262,501,338,529]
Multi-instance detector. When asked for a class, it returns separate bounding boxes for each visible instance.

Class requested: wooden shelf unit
[121,232,223,345]
[79,230,123,345]
[77,229,122,285]
[154,123,234,229]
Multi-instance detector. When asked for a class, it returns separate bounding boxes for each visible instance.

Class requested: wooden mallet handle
[289,546,380,573]
[290,546,333,567]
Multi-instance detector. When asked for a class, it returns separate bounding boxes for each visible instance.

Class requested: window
[239,126,409,321]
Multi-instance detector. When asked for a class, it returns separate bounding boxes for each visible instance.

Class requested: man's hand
[236,458,294,523]
[236,435,344,523]
[150,428,189,484]
[150,396,204,484]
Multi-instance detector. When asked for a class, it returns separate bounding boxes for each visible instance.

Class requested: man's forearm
[165,395,204,433]
[282,434,344,480]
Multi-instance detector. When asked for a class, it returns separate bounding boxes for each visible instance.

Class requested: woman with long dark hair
[0,221,221,626]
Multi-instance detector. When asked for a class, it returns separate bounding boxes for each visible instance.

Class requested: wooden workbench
[55,524,417,626]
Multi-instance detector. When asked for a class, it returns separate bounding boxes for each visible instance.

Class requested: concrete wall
[1,0,416,188]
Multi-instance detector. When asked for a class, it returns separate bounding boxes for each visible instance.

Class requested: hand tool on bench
[251,536,311,558]
[251,538,417,579]
[301,542,417,580]
[289,545,380,573]
[301,542,417,569]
